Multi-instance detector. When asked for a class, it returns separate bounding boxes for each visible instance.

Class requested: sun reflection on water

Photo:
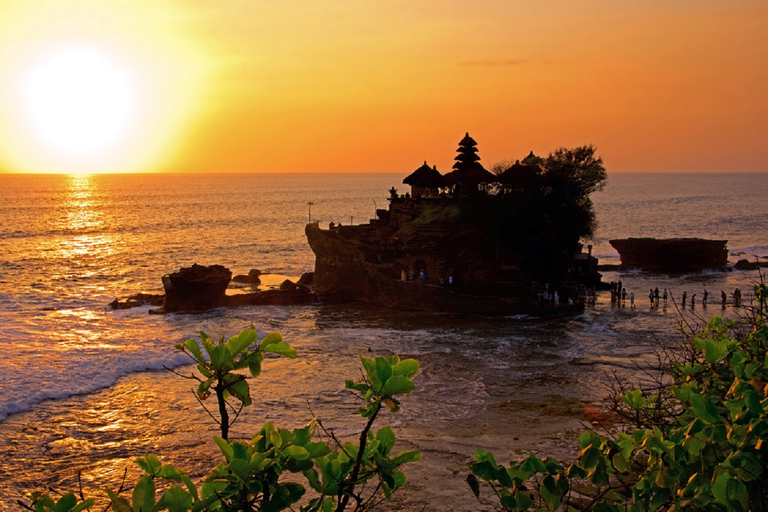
[60,174,104,232]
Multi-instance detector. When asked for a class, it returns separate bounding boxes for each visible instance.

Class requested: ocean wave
[0,350,190,422]
[730,245,768,259]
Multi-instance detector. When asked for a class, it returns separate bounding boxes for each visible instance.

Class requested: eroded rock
[232,268,262,284]
[160,264,232,312]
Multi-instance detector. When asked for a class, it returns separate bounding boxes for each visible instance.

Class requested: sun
[22,44,138,160]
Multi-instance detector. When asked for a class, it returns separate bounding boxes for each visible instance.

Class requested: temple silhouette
[305,133,602,315]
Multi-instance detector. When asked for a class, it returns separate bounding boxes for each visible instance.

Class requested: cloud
[457,59,529,67]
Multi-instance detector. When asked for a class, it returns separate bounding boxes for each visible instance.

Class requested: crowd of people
[535,283,596,307]
[609,281,743,309]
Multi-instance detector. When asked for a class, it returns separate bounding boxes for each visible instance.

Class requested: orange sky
[0,1,766,174]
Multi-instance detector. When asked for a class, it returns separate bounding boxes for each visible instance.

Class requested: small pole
[307,201,314,224]
[350,216,353,225]
[372,198,377,218]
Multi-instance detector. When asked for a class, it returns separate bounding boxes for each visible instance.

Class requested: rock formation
[734,259,762,271]
[609,238,728,272]
[139,265,315,314]
[232,268,262,284]
[160,264,232,312]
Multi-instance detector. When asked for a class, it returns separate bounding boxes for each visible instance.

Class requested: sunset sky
[0,0,766,174]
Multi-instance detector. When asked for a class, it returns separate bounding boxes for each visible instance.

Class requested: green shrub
[469,283,768,511]
[25,338,420,512]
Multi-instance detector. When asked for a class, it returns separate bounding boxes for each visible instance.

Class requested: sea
[0,172,767,511]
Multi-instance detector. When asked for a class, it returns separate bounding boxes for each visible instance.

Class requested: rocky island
[115,135,608,316]
[610,238,729,272]
[306,134,607,315]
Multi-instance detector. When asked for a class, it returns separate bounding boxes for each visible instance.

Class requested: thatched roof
[403,161,445,188]
[498,161,540,188]
[444,163,496,186]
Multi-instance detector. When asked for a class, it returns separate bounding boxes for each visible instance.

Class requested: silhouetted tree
[489,158,516,176]
[471,144,607,281]
[542,145,606,206]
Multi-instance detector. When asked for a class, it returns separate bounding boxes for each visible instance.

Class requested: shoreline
[0,360,592,512]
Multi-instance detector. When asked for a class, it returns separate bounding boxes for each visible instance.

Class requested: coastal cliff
[306,218,533,315]
[305,197,598,315]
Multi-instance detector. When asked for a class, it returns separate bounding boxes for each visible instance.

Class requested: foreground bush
[24,328,420,512]
[469,283,768,511]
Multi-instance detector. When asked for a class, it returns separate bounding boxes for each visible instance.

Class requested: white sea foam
[730,245,768,258]
[0,349,190,421]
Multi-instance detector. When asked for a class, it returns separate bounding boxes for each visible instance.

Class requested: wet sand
[1,360,600,512]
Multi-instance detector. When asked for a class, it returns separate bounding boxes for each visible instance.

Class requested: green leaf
[196,363,211,379]
[691,393,721,424]
[472,460,499,481]
[70,500,95,512]
[375,357,393,389]
[132,476,155,512]
[200,334,216,360]
[579,445,600,470]
[620,389,646,409]
[514,489,532,510]
[224,328,257,357]
[376,426,396,454]
[209,345,231,371]
[654,466,675,489]
[496,466,513,488]
[361,357,379,390]
[381,375,415,396]
[136,454,163,476]
[305,441,332,458]
[611,452,630,473]
[541,475,562,511]
[711,472,729,505]
[181,475,198,501]
[392,450,421,465]
[467,474,481,498]
[284,445,311,460]
[182,339,204,363]
[260,331,282,347]
[392,359,419,378]
[726,474,749,510]
[228,378,252,406]
[214,437,234,462]
[159,465,182,480]
[703,338,722,364]
[200,481,227,500]
[262,341,297,359]
[519,455,547,473]
[578,431,595,449]
[227,458,251,480]
[744,388,762,415]
[160,487,192,512]
[53,494,76,512]
[106,489,132,512]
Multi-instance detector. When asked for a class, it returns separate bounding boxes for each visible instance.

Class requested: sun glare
[0,2,214,175]
[23,45,137,160]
